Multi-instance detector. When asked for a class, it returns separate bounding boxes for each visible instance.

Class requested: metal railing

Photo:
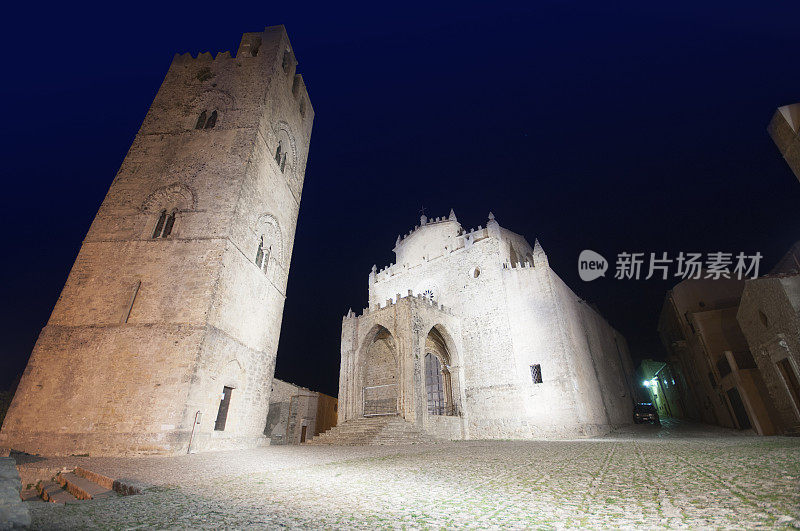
[362,384,398,417]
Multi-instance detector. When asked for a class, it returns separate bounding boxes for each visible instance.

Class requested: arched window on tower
[262,245,271,274]
[195,111,207,130]
[204,110,217,129]
[152,209,176,238]
[153,210,166,238]
[255,236,271,274]
[255,236,265,268]
[275,142,282,164]
[162,211,175,237]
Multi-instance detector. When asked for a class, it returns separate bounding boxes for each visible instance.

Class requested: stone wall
[737,275,800,433]
[0,456,30,529]
[0,26,314,456]
[658,278,784,435]
[265,379,337,444]
[768,103,800,182]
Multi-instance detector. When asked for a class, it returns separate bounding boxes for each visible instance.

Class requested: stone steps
[57,472,115,500]
[307,416,435,445]
[27,466,140,504]
[74,466,142,495]
[75,466,115,491]
[37,481,80,505]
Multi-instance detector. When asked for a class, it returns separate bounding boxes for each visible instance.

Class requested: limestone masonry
[338,211,636,439]
[265,379,337,445]
[0,26,313,455]
[768,103,800,182]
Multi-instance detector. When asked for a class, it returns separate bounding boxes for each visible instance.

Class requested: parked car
[633,402,660,425]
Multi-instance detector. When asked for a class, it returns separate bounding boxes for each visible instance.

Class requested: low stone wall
[0,456,30,529]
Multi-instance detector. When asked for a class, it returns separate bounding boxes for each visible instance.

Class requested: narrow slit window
[255,237,264,268]
[280,153,287,173]
[152,210,167,238]
[204,110,217,129]
[275,142,282,164]
[214,386,233,431]
[195,111,207,130]
[530,364,543,384]
[162,212,175,237]
[121,280,141,324]
[263,246,271,273]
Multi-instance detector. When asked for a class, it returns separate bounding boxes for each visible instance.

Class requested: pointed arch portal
[425,326,457,416]
[362,326,398,416]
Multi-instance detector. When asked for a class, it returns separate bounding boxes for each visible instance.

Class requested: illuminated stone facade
[0,26,313,455]
[768,103,800,182]
[339,212,636,439]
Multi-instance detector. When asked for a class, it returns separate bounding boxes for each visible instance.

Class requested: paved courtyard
[19,421,800,529]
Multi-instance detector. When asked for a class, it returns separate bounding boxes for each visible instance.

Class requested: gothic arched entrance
[361,326,399,416]
[425,327,457,416]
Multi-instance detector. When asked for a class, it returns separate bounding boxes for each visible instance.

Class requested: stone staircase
[307,416,435,445]
[29,466,141,505]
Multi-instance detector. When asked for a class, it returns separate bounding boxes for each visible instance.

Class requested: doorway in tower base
[362,326,398,417]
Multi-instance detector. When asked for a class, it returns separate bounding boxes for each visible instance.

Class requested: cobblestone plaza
[20,421,800,529]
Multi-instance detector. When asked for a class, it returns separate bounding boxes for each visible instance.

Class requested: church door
[425,353,445,415]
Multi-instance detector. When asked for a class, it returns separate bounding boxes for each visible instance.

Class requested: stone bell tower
[0,26,313,455]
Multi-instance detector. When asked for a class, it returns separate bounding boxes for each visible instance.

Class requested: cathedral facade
[0,26,313,455]
[339,212,635,439]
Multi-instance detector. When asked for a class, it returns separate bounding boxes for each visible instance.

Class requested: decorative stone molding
[188,88,235,128]
[141,183,197,212]
[255,213,284,265]
[272,120,298,177]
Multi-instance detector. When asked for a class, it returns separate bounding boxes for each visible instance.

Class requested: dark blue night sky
[2,2,799,395]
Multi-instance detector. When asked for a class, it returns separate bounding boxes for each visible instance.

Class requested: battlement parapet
[172,50,233,65]
[502,261,535,270]
[394,210,461,247]
[394,219,491,248]
[345,289,453,319]
[168,26,312,107]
